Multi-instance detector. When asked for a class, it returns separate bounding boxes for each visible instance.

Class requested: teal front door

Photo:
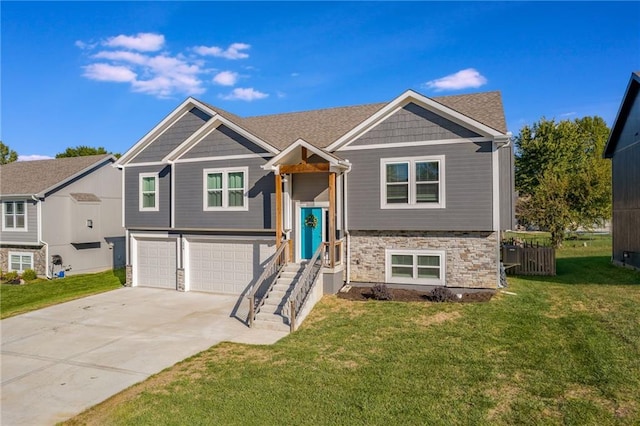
[301,207,323,259]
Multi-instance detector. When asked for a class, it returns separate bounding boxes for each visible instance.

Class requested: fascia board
[263,138,342,171]
[38,156,116,198]
[604,73,640,158]
[117,97,211,165]
[328,89,505,152]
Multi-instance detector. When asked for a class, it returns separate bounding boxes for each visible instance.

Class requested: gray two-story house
[0,155,125,277]
[118,89,514,328]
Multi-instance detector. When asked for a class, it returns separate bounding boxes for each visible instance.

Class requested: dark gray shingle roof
[0,154,112,196]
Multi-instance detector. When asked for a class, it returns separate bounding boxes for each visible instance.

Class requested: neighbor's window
[3,201,27,231]
[139,173,159,211]
[9,252,33,273]
[381,156,444,209]
[203,168,248,211]
[385,249,445,285]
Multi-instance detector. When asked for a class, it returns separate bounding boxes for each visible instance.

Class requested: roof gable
[0,154,114,197]
[604,71,640,158]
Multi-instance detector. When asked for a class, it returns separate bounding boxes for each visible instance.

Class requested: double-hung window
[385,249,445,285]
[9,252,33,273]
[381,155,445,209]
[203,167,248,211]
[3,201,27,231]
[139,173,159,211]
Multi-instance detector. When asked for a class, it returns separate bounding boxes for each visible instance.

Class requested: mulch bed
[337,286,494,303]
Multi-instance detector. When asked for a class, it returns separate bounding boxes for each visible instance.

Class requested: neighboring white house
[0,154,124,277]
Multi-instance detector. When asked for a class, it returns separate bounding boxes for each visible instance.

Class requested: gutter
[32,195,51,278]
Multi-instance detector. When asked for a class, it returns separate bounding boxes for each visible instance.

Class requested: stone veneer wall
[349,230,498,289]
[0,245,47,276]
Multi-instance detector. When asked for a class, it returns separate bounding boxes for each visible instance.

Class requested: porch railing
[322,238,344,267]
[283,244,324,332]
[247,241,289,327]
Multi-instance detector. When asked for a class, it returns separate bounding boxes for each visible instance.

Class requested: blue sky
[2,1,639,160]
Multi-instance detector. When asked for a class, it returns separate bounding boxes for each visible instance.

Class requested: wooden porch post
[328,172,336,268]
[275,173,282,248]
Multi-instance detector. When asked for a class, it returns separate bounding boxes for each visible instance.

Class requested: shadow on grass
[511,256,640,286]
[112,268,127,286]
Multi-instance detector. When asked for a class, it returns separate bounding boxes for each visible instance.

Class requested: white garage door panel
[136,239,176,289]
[189,241,273,294]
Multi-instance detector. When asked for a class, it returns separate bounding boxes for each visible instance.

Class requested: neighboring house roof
[604,71,640,158]
[0,154,114,196]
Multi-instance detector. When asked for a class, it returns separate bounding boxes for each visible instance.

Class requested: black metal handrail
[247,241,288,327]
[283,244,324,332]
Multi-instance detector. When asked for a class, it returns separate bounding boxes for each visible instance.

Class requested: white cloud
[220,87,268,101]
[560,111,577,117]
[194,42,250,59]
[213,71,239,86]
[18,154,54,162]
[424,68,488,92]
[104,33,165,52]
[291,72,300,77]
[78,34,256,98]
[83,63,137,82]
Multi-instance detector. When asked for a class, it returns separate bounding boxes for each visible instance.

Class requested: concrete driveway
[1,287,288,425]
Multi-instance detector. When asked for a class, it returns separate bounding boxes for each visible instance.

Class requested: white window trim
[203,167,249,211]
[8,251,34,273]
[385,249,446,286]
[380,155,445,209]
[2,201,28,232]
[139,173,159,212]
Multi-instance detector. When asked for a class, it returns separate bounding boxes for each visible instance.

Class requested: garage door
[136,238,176,289]
[188,240,273,294]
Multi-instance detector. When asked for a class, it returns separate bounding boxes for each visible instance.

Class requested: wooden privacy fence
[502,242,556,276]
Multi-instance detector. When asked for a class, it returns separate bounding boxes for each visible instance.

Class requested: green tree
[514,116,611,247]
[0,141,18,164]
[55,145,108,158]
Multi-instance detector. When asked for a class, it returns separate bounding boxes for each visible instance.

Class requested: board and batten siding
[349,103,481,146]
[124,165,172,228]
[499,143,516,230]
[343,142,494,231]
[181,124,269,159]
[131,108,211,164]
[0,198,39,244]
[611,135,640,269]
[174,157,275,230]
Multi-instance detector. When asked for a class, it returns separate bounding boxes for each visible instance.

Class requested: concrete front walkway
[1,287,288,425]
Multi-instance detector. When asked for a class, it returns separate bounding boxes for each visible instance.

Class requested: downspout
[343,161,351,284]
[32,195,51,278]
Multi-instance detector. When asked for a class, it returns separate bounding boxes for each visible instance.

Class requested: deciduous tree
[514,116,611,247]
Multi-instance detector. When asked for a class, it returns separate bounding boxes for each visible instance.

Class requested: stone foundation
[349,230,498,289]
[0,245,47,276]
[125,265,133,287]
[177,268,185,291]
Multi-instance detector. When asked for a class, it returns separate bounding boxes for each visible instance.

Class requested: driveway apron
[1,287,287,425]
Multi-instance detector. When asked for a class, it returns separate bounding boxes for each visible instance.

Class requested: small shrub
[2,271,21,284]
[371,283,393,301]
[430,286,453,302]
[22,269,38,281]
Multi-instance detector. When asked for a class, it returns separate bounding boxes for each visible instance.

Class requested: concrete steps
[252,263,306,332]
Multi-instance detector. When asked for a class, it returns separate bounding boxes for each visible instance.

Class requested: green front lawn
[66,238,640,425]
[1,270,124,319]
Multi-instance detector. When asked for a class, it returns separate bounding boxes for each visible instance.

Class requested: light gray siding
[343,143,493,231]
[499,143,516,230]
[174,157,275,230]
[0,198,39,244]
[351,103,481,146]
[181,125,269,158]
[124,165,172,228]
[131,108,211,163]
